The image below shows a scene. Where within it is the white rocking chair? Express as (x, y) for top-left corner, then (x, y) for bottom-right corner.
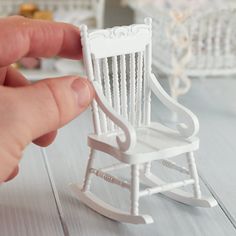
(70, 18), (217, 224)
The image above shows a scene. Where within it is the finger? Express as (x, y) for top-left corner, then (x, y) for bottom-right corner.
(0, 76), (93, 183)
(5, 66), (58, 145)
(33, 130), (57, 147)
(0, 16), (82, 67)
(4, 166), (19, 182)
(4, 76), (94, 143)
(0, 67), (8, 84)
(4, 66), (29, 86)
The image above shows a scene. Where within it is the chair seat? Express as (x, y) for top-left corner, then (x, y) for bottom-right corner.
(88, 122), (199, 164)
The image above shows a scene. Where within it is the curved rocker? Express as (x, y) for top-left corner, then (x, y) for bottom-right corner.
(70, 183), (154, 224)
(140, 173), (218, 208)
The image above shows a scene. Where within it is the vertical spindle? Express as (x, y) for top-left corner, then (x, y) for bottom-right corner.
(144, 17), (152, 126)
(136, 51), (143, 126)
(82, 149), (96, 192)
(93, 56), (107, 133)
(80, 25), (101, 134)
(103, 57), (114, 131)
(112, 56), (121, 115)
(130, 53), (136, 126)
(130, 164), (139, 215)
(120, 54), (128, 120)
(186, 152), (201, 199)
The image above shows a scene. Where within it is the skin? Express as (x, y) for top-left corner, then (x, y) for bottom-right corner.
(0, 16), (94, 183)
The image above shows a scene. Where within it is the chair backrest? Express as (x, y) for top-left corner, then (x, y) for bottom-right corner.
(81, 18), (152, 135)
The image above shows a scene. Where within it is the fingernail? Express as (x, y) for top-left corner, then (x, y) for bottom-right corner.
(71, 78), (92, 109)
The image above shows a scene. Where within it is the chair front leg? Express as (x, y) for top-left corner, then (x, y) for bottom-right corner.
(186, 152), (202, 199)
(130, 164), (140, 215)
(82, 149), (96, 192)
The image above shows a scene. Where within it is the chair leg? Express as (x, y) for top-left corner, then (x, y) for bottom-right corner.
(130, 164), (140, 215)
(70, 152), (154, 224)
(82, 149), (96, 192)
(143, 162), (151, 175)
(186, 152), (201, 199)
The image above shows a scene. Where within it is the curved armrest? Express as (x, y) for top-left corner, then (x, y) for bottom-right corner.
(92, 81), (136, 152)
(149, 73), (199, 139)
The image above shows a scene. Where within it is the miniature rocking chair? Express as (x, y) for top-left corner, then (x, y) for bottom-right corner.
(70, 18), (217, 224)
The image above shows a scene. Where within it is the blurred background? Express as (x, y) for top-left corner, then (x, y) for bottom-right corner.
(1, 0), (236, 100)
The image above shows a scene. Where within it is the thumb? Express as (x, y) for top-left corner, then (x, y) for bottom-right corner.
(0, 75), (93, 182)
(12, 75), (94, 142)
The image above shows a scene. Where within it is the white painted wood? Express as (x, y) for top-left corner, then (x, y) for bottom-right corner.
(144, 18), (152, 125)
(112, 56), (120, 115)
(81, 25), (101, 135)
(88, 23), (151, 59)
(76, 20), (217, 224)
(139, 179), (195, 197)
(140, 172), (217, 208)
(90, 168), (130, 189)
(0, 145), (64, 236)
(161, 159), (189, 175)
(93, 81), (137, 152)
(136, 51), (143, 126)
(120, 54), (128, 120)
(88, 121), (199, 164)
(129, 53), (136, 126)
(99, 163), (129, 172)
(144, 161), (151, 175)
(82, 149), (96, 192)
(149, 73), (199, 139)
(102, 57), (114, 131)
(70, 184), (153, 224)
(186, 152), (202, 198)
(130, 164), (139, 215)
(93, 57), (108, 133)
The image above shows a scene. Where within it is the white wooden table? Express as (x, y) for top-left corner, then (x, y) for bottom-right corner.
(1, 78), (236, 236)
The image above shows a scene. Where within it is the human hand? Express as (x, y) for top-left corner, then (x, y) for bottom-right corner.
(0, 16), (94, 183)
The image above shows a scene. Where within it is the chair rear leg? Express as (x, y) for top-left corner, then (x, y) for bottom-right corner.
(82, 149), (96, 192)
(130, 164), (140, 215)
(186, 152), (201, 199)
(143, 162), (151, 175)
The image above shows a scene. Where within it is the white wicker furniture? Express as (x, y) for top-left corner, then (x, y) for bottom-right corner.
(131, 4), (236, 99)
(0, 0), (105, 28)
(70, 18), (217, 224)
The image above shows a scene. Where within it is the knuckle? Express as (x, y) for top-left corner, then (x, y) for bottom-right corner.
(36, 81), (62, 126)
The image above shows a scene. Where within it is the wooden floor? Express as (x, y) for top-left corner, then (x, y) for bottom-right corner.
(1, 78), (236, 236)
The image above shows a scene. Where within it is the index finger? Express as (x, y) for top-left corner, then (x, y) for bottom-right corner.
(0, 16), (82, 67)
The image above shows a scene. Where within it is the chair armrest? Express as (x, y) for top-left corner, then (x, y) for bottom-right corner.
(93, 81), (136, 152)
(149, 73), (199, 139)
